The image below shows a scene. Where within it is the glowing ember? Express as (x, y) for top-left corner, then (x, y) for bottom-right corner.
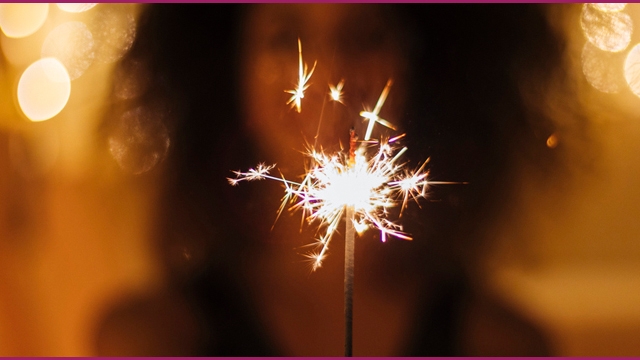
(329, 79), (345, 103)
(285, 38), (317, 113)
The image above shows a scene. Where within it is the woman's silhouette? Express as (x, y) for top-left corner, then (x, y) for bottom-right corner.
(94, 4), (558, 356)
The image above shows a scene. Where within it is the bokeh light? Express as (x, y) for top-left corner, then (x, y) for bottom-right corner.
(0, 3), (48, 38)
(17, 57), (71, 122)
(581, 41), (626, 93)
(108, 105), (170, 175)
(41, 21), (95, 81)
(623, 43), (640, 98)
(581, 3), (633, 52)
(546, 134), (559, 149)
(113, 58), (150, 100)
(90, 5), (137, 64)
(592, 3), (627, 13)
(56, 3), (97, 14)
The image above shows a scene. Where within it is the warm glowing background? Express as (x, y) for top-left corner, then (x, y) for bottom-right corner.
(1, 3), (640, 356)
(0, 3), (160, 355)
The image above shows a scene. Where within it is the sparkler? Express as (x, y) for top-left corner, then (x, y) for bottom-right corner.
(229, 39), (464, 356)
(228, 127), (461, 357)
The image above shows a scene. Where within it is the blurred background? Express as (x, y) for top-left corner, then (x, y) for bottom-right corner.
(0, 3), (640, 356)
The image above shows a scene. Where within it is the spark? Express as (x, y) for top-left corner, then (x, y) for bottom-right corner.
(228, 135), (446, 271)
(329, 79), (345, 103)
(286, 38), (317, 113)
(360, 79), (396, 141)
(227, 163), (278, 186)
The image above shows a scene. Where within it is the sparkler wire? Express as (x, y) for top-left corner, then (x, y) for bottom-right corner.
(344, 206), (355, 357)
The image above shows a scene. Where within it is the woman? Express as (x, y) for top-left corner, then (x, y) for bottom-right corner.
(94, 4), (558, 356)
